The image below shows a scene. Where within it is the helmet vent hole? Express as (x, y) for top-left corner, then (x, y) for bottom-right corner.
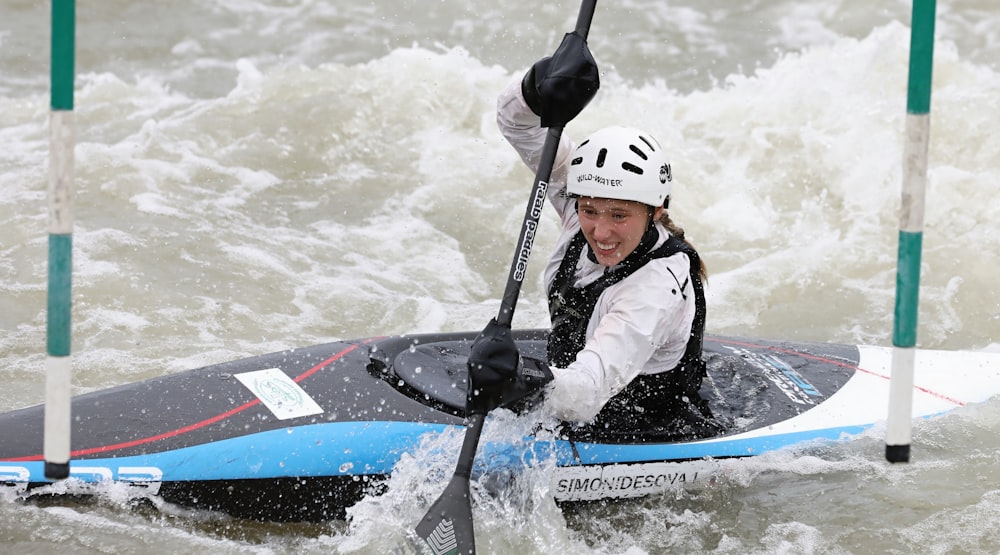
(596, 148), (607, 168)
(639, 136), (656, 151)
(629, 144), (648, 160)
(621, 162), (644, 175)
(570, 156), (583, 166)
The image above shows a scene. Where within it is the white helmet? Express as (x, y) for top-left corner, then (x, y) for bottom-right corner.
(567, 126), (672, 208)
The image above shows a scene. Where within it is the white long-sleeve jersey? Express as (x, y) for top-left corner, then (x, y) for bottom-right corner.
(496, 78), (698, 423)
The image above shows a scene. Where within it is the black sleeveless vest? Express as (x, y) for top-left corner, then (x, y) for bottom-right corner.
(547, 228), (717, 441)
(547, 228), (706, 374)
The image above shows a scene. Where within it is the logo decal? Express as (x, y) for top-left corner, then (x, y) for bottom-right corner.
(423, 518), (458, 555)
(721, 346), (821, 405)
(552, 460), (715, 501)
(659, 163), (672, 184)
(0, 465), (29, 494)
(0, 465), (164, 495)
(576, 173), (623, 187)
(235, 368), (324, 420)
(514, 181), (548, 282)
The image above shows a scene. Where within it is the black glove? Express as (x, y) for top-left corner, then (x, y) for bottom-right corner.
(500, 356), (553, 414)
(521, 31), (600, 128)
(466, 319), (554, 415)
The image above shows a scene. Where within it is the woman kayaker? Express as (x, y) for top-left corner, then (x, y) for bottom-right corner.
(494, 40), (720, 441)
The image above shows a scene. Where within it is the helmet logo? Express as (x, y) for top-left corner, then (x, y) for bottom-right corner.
(659, 163), (672, 184)
(576, 173), (623, 188)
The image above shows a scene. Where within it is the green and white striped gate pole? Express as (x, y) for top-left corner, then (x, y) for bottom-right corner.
(45, 0), (76, 480)
(886, 0), (936, 464)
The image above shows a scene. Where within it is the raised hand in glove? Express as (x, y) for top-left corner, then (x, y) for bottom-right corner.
(521, 31), (600, 128)
(466, 318), (553, 415)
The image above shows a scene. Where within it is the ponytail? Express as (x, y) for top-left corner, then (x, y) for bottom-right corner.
(658, 211), (708, 281)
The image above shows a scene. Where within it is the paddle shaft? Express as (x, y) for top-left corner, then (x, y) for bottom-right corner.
(497, 0), (596, 328)
(453, 413), (485, 480)
(415, 2), (598, 553)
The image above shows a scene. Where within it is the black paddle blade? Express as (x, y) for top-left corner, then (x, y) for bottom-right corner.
(415, 409), (484, 553)
(415, 474), (476, 555)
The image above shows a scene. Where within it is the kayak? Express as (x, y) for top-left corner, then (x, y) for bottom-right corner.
(2, 329), (999, 522)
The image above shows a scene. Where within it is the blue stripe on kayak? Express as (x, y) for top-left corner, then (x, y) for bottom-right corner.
(563, 424), (872, 465)
(471, 424), (873, 473)
(6, 421), (450, 483)
(5, 421), (874, 485)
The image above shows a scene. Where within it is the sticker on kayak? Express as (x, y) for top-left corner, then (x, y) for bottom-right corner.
(551, 460), (717, 502)
(235, 368), (324, 420)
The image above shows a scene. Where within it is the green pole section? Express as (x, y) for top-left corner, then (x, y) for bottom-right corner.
(892, 232), (922, 348)
(886, 0), (936, 464)
(47, 235), (73, 357)
(45, 0), (76, 480)
(51, 0), (75, 111)
(905, 0), (935, 115)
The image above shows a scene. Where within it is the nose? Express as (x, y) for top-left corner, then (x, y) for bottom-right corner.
(589, 216), (613, 241)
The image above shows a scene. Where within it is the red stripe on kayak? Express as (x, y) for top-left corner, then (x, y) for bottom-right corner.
(8, 341), (377, 462)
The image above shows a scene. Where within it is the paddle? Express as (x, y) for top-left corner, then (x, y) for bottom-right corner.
(414, 2), (598, 553)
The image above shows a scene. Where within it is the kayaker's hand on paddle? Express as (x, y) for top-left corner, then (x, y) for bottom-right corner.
(502, 355), (554, 414)
(467, 319), (521, 414)
(466, 319), (552, 414)
(521, 31), (600, 128)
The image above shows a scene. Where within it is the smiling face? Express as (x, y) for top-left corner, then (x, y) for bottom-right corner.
(577, 197), (662, 266)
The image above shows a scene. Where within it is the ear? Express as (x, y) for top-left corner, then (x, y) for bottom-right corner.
(652, 205), (665, 221)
